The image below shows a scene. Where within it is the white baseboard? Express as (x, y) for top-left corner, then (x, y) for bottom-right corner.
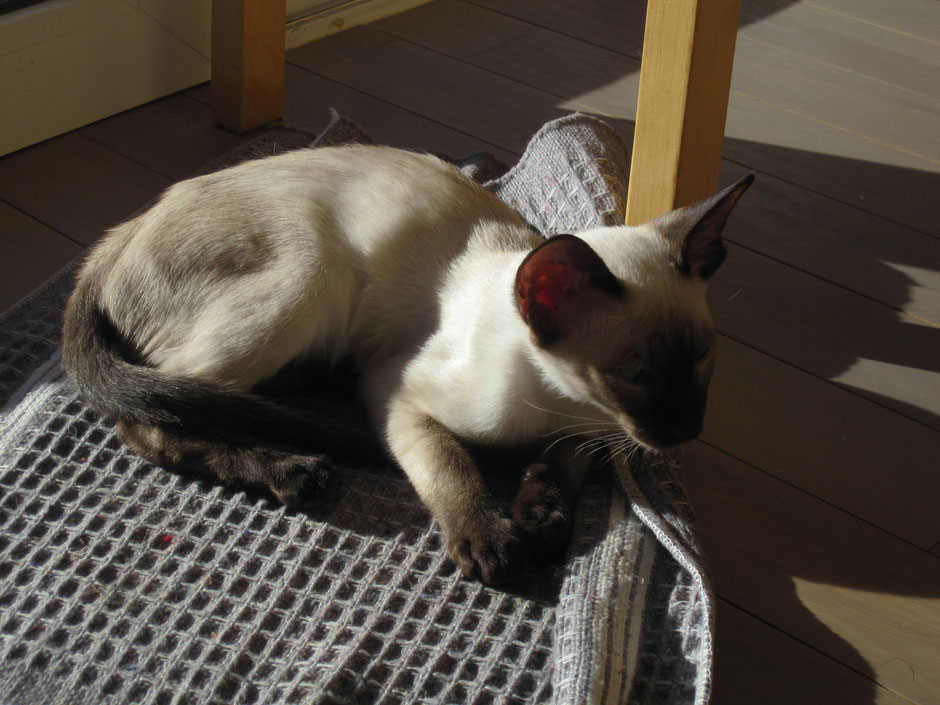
(0, 0), (211, 156)
(0, 0), (425, 156)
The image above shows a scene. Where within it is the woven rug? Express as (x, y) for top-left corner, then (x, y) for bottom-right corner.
(0, 113), (713, 705)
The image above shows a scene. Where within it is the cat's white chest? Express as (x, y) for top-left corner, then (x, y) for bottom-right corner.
(393, 251), (592, 445)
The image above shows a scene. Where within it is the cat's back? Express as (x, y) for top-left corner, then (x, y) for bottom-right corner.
(90, 144), (523, 284)
(82, 144), (533, 380)
(136, 144), (522, 257)
(291, 144), (526, 258)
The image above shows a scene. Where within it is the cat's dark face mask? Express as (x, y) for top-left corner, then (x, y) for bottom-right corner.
(593, 335), (715, 450)
(514, 172), (753, 450)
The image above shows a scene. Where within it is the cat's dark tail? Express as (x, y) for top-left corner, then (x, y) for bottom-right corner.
(61, 273), (374, 458)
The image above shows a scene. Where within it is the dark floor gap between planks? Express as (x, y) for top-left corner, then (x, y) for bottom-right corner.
(716, 598), (892, 695)
(696, 434), (939, 559)
(718, 155), (940, 244)
(714, 598), (919, 705)
(74, 93), (253, 184)
(365, 25), (644, 103)
(0, 199), (88, 251)
(462, 0), (644, 58)
(77, 94), (240, 183)
(723, 236), (937, 324)
(715, 328), (940, 436)
(239, 62), (523, 162)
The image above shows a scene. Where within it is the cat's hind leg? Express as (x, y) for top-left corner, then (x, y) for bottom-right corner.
(117, 421), (339, 507)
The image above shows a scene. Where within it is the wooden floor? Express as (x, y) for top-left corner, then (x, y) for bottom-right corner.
(1, 1), (938, 703)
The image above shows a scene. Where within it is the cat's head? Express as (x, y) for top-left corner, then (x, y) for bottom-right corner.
(515, 173), (753, 450)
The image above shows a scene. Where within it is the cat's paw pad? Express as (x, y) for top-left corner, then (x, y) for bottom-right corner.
(447, 513), (525, 586)
(268, 454), (339, 508)
(512, 462), (572, 560)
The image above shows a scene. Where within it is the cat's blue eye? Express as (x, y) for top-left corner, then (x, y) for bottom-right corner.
(622, 365), (650, 384)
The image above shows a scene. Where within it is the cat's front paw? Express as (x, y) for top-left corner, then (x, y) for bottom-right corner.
(267, 453), (339, 508)
(446, 511), (525, 586)
(512, 462), (572, 561)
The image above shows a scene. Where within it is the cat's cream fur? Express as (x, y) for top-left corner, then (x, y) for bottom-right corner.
(63, 144), (752, 584)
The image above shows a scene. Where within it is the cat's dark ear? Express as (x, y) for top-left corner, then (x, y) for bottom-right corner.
(657, 172), (754, 280)
(515, 234), (623, 346)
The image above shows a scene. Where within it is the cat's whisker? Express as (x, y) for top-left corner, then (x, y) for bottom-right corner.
(573, 438), (601, 458)
(523, 399), (611, 424)
(575, 432), (622, 458)
(544, 431), (588, 454)
(543, 426), (615, 453)
(628, 441), (648, 464)
(587, 441), (618, 459)
(607, 433), (644, 464)
(606, 437), (632, 460)
(616, 433), (636, 453)
(540, 420), (618, 438)
(576, 432), (617, 450)
(593, 433), (622, 448)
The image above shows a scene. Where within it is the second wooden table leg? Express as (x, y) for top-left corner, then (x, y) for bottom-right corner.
(212, 0), (287, 132)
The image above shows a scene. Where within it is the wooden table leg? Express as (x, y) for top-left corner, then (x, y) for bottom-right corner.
(625, 0), (744, 225)
(212, 0), (287, 132)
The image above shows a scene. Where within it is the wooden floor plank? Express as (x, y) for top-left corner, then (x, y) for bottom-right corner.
(0, 202), (83, 314)
(0, 133), (170, 246)
(304, 39), (570, 155)
(718, 160), (940, 325)
(710, 241), (940, 429)
(284, 24), (396, 68)
(79, 93), (254, 182)
(739, 0), (940, 98)
(298, 26), (637, 165)
(720, 99), (939, 238)
(728, 37), (940, 164)
(798, 0), (940, 42)
(376, 0), (534, 58)
(281, 64), (518, 163)
(714, 600), (914, 705)
(374, 0), (642, 119)
(704, 336), (940, 550)
(683, 441), (940, 704)
(189, 61), (522, 164)
(467, 0), (646, 55)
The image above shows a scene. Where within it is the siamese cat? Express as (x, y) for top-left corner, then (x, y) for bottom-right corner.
(62, 144), (752, 585)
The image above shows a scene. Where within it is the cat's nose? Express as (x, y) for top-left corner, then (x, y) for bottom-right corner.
(669, 416), (703, 443)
